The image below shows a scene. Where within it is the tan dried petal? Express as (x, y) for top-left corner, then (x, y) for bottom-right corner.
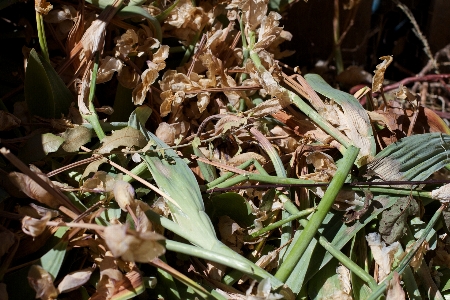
(155, 122), (176, 145)
(372, 55), (393, 93)
(254, 11), (283, 50)
(134, 200), (153, 232)
(28, 265), (58, 300)
(9, 167), (60, 208)
(114, 29), (138, 57)
(432, 183), (450, 202)
(96, 56), (123, 84)
(103, 224), (165, 263)
(80, 19), (106, 59)
(35, 0), (53, 15)
(22, 212), (52, 237)
(197, 92), (210, 114)
(366, 232), (400, 282)
(117, 65), (140, 89)
(113, 180), (135, 211)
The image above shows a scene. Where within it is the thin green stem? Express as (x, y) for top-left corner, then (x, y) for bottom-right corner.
(83, 52), (106, 140)
(208, 173), (315, 190)
(275, 146), (359, 282)
(366, 204), (446, 300)
(36, 12), (50, 62)
(249, 208), (315, 238)
(204, 159), (257, 190)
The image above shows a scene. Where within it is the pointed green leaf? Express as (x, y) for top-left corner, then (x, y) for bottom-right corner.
(367, 133), (450, 181)
(25, 49), (72, 119)
(18, 133), (65, 163)
(39, 227), (69, 278)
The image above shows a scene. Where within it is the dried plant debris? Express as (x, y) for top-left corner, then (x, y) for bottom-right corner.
(2, 0), (450, 298)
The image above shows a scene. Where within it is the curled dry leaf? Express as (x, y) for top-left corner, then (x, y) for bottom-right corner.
(300, 152), (337, 182)
(0, 110), (21, 131)
(218, 216), (244, 253)
(372, 55), (393, 93)
(57, 268), (94, 294)
(9, 165), (60, 208)
(113, 180), (135, 211)
(134, 200), (153, 232)
(96, 56), (123, 84)
(366, 232), (400, 282)
(245, 277), (283, 300)
(227, 152), (267, 167)
(103, 224), (165, 263)
(82, 171), (115, 194)
(22, 212), (52, 237)
(28, 265), (58, 300)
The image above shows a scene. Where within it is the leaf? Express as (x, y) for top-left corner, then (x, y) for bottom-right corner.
(367, 133), (450, 181)
(308, 259), (352, 300)
(57, 268), (93, 294)
(379, 197), (419, 244)
(19, 133), (65, 163)
(39, 227), (69, 278)
(128, 105), (153, 140)
(61, 126), (92, 152)
(27, 265), (59, 300)
(305, 74), (376, 165)
(372, 56), (393, 93)
(192, 146), (217, 183)
(25, 49), (72, 119)
(207, 192), (254, 227)
(96, 126), (147, 154)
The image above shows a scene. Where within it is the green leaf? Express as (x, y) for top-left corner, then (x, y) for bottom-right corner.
(18, 133), (65, 163)
(128, 105), (152, 140)
(39, 227), (69, 278)
(25, 49), (72, 119)
(207, 192), (254, 227)
(61, 126), (92, 152)
(110, 83), (136, 122)
(308, 259), (348, 300)
(96, 126), (147, 154)
(192, 146), (217, 183)
(367, 133), (450, 181)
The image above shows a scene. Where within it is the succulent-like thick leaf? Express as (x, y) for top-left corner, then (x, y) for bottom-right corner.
(25, 49), (72, 119)
(18, 133), (65, 163)
(141, 133), (218, 249)
(367, 133), (450, 181)
(305, 74), (376, 165)
(96, 126), (146, 154)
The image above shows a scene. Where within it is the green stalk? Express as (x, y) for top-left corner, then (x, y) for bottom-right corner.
(249, 208), (315, 238)
(343, 186), (433, 205)
(204, 159), (258, 189)
(333, 0), (344, 74)
(36, 12), (50, 62)
(165, 239), (284, 289)
(156, 256), (181, 299)
(82, 52), (106, 140)
(180, 29), (202, 66)
(366, 204), (446, 300)
(275, 146), (359, 282)
(209, 173), (316, 190)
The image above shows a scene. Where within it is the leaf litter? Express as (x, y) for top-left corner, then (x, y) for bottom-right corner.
(1, 0), (450, 299)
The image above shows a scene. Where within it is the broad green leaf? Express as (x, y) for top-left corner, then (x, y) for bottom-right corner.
(61, 126), (92, 152)
(367, 133), (450, 181)
(305, 74), (376, 166)
(207, 192), (254, 227)
(25, 49), (72, 119)
(18, 133), (64, 163)
(308, 258), (350, 300)
(39, 227), (69, 278)
(128, 105), (152, 140)
(350, 231), (372, 300)
(96, 126), (146, 154)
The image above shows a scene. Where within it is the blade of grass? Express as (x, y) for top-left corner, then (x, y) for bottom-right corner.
(35, 11), (49, 62)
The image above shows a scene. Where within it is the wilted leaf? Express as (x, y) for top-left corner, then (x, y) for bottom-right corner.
(372, 55), (393, 93)
(366, 232), (400, 282)
(113, 179), (135, 211)
(9, 166), (60, 208)
(244, 98), (283, 118)
(22, 212), (52, 237)
(379, 197), (418, 244)
(103, 224), (165, 262)
(57, 268), (93, 294)
(27, 265), (58, 300)
(386, 272), (406, 300)
(96, 126), (147, 154)
(61, 126), (92, 152)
